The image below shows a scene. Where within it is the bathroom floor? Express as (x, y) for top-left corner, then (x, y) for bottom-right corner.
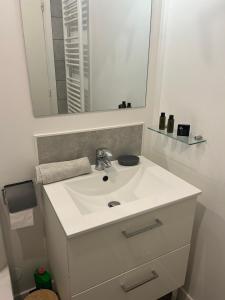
(20, 291), (173, 300)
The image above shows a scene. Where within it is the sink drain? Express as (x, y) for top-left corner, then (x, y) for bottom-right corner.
(108, 201), (121, 208)
(103, 176), (109, 182)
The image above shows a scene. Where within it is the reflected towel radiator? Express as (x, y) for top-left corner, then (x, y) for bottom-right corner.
(62, 0), (90, 113)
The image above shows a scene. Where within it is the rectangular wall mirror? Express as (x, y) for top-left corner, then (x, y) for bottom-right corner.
(20, 0), (152, 117)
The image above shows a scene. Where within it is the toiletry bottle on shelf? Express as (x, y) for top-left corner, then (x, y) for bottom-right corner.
(121, 101), (127, 108)
(159, 112), (166, 130)
(167, 115), (175, 133)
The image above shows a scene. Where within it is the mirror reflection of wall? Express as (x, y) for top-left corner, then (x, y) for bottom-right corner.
(20, 0), (152, 117)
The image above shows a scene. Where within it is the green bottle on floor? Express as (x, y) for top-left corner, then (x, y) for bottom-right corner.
(34, 266), (52, 290)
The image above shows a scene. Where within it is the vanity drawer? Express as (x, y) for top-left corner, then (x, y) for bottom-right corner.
(68, 199), (196, 295)
(71, 245), (190, 300)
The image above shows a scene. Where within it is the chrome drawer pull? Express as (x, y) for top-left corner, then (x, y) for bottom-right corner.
(121, 270), (159, 292)
(122, 219), (163, 238)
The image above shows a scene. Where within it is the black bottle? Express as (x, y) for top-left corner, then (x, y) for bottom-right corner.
(167, 115), (175, 133)
(121, 101), (127, 108)
(159, 112), (166, 130)
(127, 102), (132, 108)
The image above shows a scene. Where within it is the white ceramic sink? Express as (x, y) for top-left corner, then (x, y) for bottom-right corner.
(64, 165), (142, 215)
(44, 156), (201, 237)
(65, 166), (140, 196)
(64, 159), (186, 215)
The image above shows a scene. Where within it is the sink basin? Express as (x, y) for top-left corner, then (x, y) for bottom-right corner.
(43, 156), (201, 237)
(64, 165), (143, 215)
(63, 157), (196, 215)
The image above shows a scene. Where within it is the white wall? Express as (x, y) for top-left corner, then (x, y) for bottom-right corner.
(146, 1), (225, 300)
(20, 0), (53, 116)
(89, 0), (151, 110)
(0, 0), (163, 295)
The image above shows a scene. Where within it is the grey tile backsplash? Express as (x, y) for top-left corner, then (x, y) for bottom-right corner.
(36, 124), (143, 165)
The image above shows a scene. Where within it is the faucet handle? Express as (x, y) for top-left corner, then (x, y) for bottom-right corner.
(96, 148), (112, 159)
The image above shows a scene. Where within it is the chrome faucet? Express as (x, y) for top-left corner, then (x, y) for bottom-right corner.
(95, 148), (113, 171)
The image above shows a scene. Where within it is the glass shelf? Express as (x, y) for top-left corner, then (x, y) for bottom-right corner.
(148, 127), (207, 145)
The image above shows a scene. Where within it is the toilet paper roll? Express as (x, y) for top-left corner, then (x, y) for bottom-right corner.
(9, 209), (34, 230)
(3, 180), (37, 213)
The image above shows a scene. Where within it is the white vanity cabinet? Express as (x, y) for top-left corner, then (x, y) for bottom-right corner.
(44, 192), (197, 300)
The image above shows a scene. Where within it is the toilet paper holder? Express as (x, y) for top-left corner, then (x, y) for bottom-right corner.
(2, 180), (37, 213)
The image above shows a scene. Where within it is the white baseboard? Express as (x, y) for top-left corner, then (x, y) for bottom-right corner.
(178, 288), (194, 300)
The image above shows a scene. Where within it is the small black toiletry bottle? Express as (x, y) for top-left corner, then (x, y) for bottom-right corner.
(127, 102), (132, 108)
(167, 115), (174, 133)
(159, 112), (166, 130)
(121, 101), (127, 108)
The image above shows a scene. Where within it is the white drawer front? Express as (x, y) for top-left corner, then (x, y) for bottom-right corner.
(69, 199), (196, 295)
(72, 245), (190, 300)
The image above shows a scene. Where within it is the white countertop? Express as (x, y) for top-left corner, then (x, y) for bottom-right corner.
(44, 156), (201, 238)
(0, 267), (13, 300)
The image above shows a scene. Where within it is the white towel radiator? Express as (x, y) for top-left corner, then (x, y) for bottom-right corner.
(62, 0), (90, 113)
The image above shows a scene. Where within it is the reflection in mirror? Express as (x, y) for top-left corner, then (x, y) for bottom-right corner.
(20, 0), (152, 116)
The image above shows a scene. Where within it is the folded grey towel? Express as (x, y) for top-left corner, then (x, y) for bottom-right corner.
(35, 157), (92, 185)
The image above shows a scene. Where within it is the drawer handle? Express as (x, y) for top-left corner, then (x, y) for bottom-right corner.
(121, 270), (159, 293)
(122, 219), (163, 238)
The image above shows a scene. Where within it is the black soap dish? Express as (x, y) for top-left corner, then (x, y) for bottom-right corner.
(118, 155), (139, 166)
